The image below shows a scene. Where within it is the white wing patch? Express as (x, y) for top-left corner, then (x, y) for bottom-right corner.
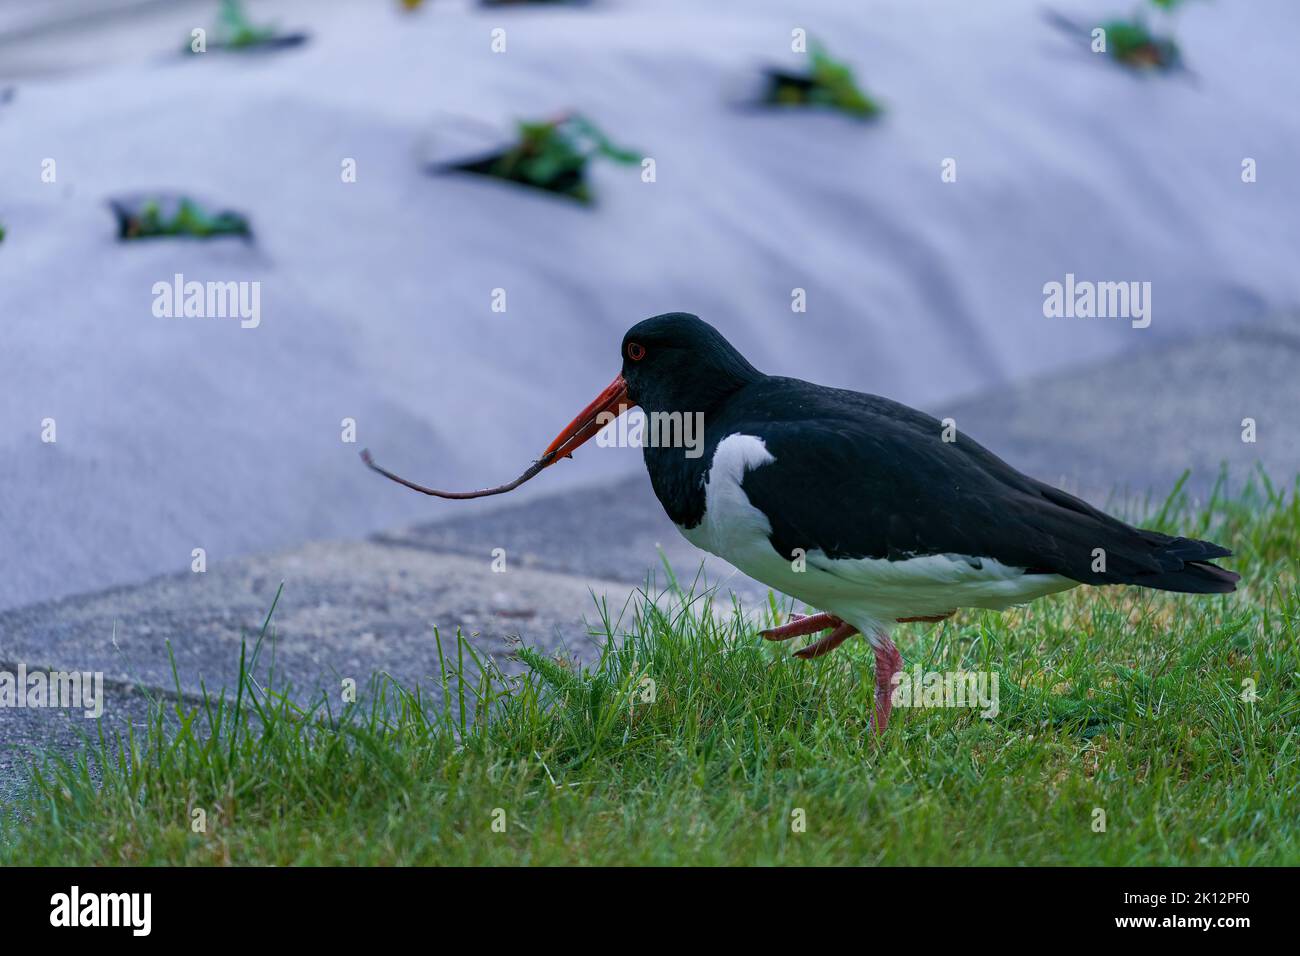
(678, 433), (776, 559)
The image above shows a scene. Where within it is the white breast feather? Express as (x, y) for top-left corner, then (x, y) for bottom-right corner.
(678, 434), (775, 558)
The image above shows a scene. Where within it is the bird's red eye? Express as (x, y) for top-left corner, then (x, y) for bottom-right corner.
(627, 342), (646, 361)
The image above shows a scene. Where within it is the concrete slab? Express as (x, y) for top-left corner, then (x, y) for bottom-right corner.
(0, 538), (648, 794)
(0, 540), (634, 701)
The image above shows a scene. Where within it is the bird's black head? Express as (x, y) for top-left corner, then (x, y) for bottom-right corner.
(538, 312), (762, 466)
(619, 312), (762, 415)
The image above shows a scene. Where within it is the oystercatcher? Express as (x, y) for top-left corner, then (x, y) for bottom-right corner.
(364, 313), (1239, 731)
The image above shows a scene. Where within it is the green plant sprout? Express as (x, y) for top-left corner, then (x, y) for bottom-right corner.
(1102, 0), (1204, 70)
(469, 113), (641, 202)
(115, 197), (251, 240)
(215, 0), (277, 49)
(187, 0), (300, 53)
(1046, 2), (1193, 72)
(766, 43), (881, 119)
(1102, 16), (1180, 69)
(0, 222), (6, 243)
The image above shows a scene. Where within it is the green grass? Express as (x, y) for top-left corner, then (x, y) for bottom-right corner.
(2, 475), (1298, 865)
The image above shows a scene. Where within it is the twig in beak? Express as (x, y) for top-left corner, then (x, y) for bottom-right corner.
(360, 449), (554, 499)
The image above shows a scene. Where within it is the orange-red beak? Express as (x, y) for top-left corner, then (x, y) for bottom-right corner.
(541, 374), (635, 466)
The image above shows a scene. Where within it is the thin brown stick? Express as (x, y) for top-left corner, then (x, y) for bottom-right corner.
(360, 448), (554, 500)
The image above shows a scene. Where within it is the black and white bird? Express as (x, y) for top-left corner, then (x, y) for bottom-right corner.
(365, 313), (1240, 731)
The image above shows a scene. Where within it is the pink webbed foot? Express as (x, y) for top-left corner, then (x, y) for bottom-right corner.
(792, 621), (859, 660)
(871, 637), (904, 733)
(760, 611), (843, 642)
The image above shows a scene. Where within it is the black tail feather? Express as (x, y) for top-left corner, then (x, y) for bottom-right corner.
(1129, 557), (1240, 594)
(1138, 530), (1233, 563)
(1120, 530), (1239, 593)
(1022, 484), (1241, 593)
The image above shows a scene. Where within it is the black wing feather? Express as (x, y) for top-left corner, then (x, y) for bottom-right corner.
(724, 378), (1237, 594)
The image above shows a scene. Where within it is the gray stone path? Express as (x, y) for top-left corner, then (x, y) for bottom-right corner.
(0, 540), (631, 697)
(0, 541), (648, 797)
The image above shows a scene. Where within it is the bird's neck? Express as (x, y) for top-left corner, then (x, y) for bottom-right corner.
(644, 436), (711, 530)
(639, 380), (755, 529)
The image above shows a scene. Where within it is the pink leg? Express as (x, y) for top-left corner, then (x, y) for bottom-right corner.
(760, 611), (843, 642)
(872, 636), (904, 733)
(793, 621), (859, 659)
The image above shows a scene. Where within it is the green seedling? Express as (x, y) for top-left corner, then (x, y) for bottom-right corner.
(187, 0), (307, 53)
(455, 113), (641, 202)
(112, 196), (251, 240)
(764, 42), (882, 118)
(217, 0), (276, 47)
(1102, 17), (1181, 69)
